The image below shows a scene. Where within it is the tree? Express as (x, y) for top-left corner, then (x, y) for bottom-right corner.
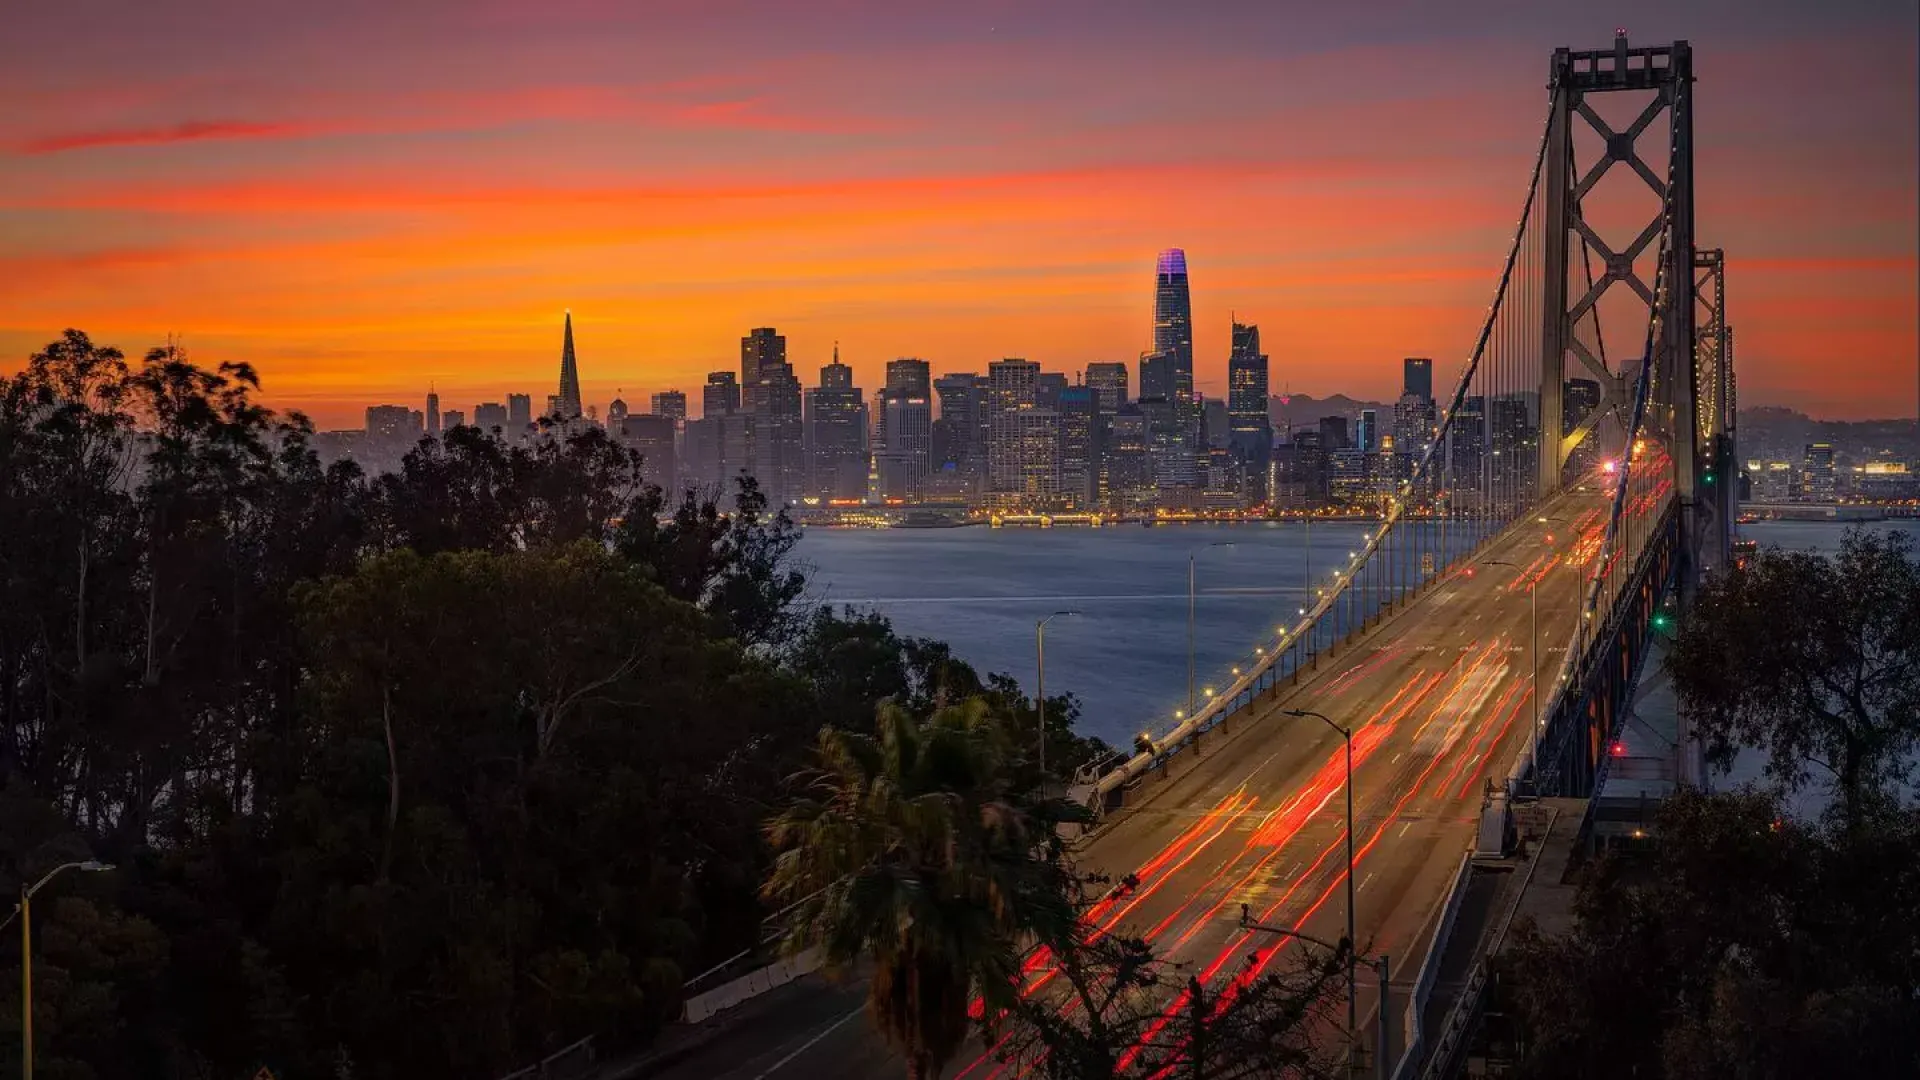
(1667, 528), (1920, 833)
(984, 874), (1348, 1079)
(0, 329), (1121, 1077)
(1494, 789), (1920, 1079)
(616, 475), (807, 649)
(763, 700), (1080, 1080)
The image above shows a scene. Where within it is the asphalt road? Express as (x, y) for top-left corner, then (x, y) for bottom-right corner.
(649, 485), (1613, 1080)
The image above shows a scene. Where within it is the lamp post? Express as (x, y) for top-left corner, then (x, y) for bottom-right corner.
(1189, 542), (1236, 721)
(1485, 541), (1552, 785)
(1036, 610), (1081, 776)
(6, 860), (114, 1080)
(1283, 708), (1355, 1061)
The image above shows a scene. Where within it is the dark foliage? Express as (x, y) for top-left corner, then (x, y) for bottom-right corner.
(0, 330), (1097, 1078)
(1497, 534), (1920, 1079)
(1496, 790), (1920, 1079)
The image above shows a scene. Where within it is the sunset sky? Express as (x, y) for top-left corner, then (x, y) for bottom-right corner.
(2, 0), (1914, 427)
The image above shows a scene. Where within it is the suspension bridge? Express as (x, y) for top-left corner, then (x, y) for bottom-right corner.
(647, 34), (1734, 1080)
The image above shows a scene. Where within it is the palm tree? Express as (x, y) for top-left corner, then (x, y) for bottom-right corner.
(765, 697), (1077, 1079)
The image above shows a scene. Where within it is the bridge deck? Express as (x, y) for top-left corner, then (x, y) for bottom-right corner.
(640, 486), (1612, 1080)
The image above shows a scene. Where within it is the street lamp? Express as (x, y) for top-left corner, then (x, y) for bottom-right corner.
(1189, 542), (1236, 721)
(1483, 559), (1539, 782)
(6, 860), (114, 1080)
(1283, 708), (1356, 1058)
(1035, 610), (1081, 776)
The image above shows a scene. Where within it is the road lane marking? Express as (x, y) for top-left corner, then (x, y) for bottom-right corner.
(753, 1004), (865, 1078)
(1359, 872), (1377, 892)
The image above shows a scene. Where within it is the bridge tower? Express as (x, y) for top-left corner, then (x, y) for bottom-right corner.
(1539, 34), (1724, 578)
(1693, 248), (1735, 576)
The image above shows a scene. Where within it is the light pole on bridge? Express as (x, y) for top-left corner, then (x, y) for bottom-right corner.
(1485, 514), (1562, 787)
(1282, 707), (1356, 1063)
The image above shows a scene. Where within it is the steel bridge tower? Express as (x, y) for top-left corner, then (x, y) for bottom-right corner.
(1537, 34), (1729, 580)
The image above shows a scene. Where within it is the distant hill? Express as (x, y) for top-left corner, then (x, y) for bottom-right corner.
(1738, 406), (1918, 462)
(1268, 393), (1392, 431)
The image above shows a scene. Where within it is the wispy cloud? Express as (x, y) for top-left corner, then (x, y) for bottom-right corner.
(10, 81), (888, 157)
(16, 119), (316, 154)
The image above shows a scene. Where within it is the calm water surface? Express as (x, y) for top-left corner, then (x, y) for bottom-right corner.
(795, 517), (1920, 752)
(796, 520), (1369, 747)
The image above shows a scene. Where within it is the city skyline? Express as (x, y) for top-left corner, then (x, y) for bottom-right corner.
(2, 2), (1914, 425)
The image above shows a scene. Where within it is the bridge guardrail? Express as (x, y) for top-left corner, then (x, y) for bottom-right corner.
(1531, 499), (1679, 806)
(1417, 805), (1559, 1080)
(1389, 850), (1475, 1080)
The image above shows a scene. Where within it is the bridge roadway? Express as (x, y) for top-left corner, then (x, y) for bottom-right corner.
(651, 485), (1611, 1080)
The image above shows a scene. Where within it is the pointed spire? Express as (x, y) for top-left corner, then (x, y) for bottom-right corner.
(557, 310), (583, 419)
(833, 340), (840, 366)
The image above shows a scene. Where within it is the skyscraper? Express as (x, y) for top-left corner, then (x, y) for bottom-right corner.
(876, 357), (931, 452)
(607, 395), (629, 427)
(1153, 249), (1194, 410)
(1036, 372), (1069, 412)
(879, 387), (932, 502)
(807, 352), (868, 502)
(621, 414), (677, 491)
(1105, 405), (1154, 510)
(1393, 393), (1438, 473)
(1356, 409), (1379, 452)
(652, 390), (687, 421)
(740, 327), (803, 504)
(1057, 385), (1101, 509)
(1086, 362), (1129, 412)
(1318, 415), (1350, 452)
(934, 373), (988, 500)
(366, 404), (415, 446)
(1227, 321), (1271, 502)
(557, 310), (583, 419)
(987, 359), (1044, 505)
(474, 402), (508, 432)
(1802, 442), (1836, 500)
(441, 409), (464, 430)
(507, 393), (532, 432)
(426, 388), (441, 437)
(1403, 357), (1434, 401)
(1138, 350), (1174, 403)
(884, 358), (931, 397)
(704, 371), (740, 417)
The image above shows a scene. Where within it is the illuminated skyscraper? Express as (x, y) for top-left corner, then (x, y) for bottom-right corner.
(1403, 357), (1434, 401)
(651, 390), (687, 421)
(934, 373), (988, 475)
(1086, 362), (1129, 412)
(1138, 350), (1174, 403)
(1152, 249), (1194, 409)
(556, 311), (583, 419)
(704, 372), (740, 417)
(1057, 385), (1101, 509)
(1227, 321), (1271, 501)
(806, 350), (868, 501)
(740, 327), (803, 504)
